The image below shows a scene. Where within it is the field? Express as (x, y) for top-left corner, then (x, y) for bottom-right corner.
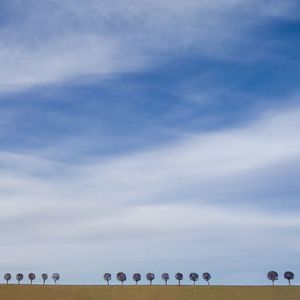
(0, 285), (299, 300)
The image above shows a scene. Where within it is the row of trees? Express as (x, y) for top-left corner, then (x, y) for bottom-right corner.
(105, 271), (295, 286)
(267, 271), (295, 286)
(3, 271), (295, 285)
(104, 272), (212, 285)
(4, 273), (60, 285)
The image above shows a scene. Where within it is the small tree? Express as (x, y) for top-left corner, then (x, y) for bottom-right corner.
(202, 272), (211, 285)
(175, 273), (183, 286)
(16, 273), (23, 284)
(189, 273), (199, 285)
(161, 273), (169, 286)
(103, 273), (112, 286)
(133, 273), (141, 285)
(4, 273), (11, 284)
(146, 273), (155, 285)
(117, 272), (126, 285)
(52, 273), (60, 285)
(42, 273), (48, 285)
(284, 271), (294, 286)
(28, 273), (36, 284)
(267, 271), (278, 285)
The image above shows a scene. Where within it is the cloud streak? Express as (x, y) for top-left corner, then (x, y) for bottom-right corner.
(0, 0), (298, 93)
(0, 104), (299, 283)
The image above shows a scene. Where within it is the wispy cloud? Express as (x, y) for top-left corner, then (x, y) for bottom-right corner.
(1, 104), (299, 283)
(0, 0), (298, 93)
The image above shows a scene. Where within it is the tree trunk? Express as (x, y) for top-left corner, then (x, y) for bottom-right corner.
(178, 280), (180, 286)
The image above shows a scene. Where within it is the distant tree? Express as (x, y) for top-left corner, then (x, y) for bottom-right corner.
(52, 273), (60, 285)
(16, 273), (23, 284)
(117, 272), (126, 285)
(189, 273), (199, 285)
(28, 273), (36, 284)
(42, 273), (48, 285)
(175, 273), (183, 286)
(161, 273), (170, 286)
(284, 271), (294, 286)
(202, 272), (211, 285)
(4, 273), (11, 284)
(133, 273), (141, 285)
(103, 273), (112, 286)
(267, 271), (278, 285)
(146, 273), (155, 286)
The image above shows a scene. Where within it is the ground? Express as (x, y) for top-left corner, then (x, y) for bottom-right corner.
(0, 285), (299, 300)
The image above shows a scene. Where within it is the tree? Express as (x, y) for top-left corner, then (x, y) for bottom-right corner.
(202, 272), (211, 285)
(189, 273), (199, 285)
(267, 271), (278, 285)
(103, 273), (112, 286)
(16, 273), (23, 284)
(175, 273), (183, 286)
(28, 273), (36, 284)
(146, 273), (155, 286)
(4, 273), (11, 284)
(42, 273), (48, 285)
(133, 273), (141, 285)
(52, 273), (60, 285)
(117, 272), (126, 285)
(161, 273), (169, 285)
(284, 271), (294, 286)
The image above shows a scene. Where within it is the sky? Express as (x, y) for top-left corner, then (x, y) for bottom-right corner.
(0, 0), (300, 286)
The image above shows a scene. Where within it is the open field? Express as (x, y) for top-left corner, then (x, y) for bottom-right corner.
(0, 285), (299, 300)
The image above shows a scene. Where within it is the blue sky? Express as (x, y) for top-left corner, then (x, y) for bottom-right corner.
(0, 0), (300, 285)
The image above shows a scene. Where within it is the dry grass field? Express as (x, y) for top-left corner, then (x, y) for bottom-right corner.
(0, 285), (299, 300)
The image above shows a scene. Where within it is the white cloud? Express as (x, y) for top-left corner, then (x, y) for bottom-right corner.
(0, 0), (297, 93)
(0, 34), (144, 92)
(0, 105), (299, 283)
